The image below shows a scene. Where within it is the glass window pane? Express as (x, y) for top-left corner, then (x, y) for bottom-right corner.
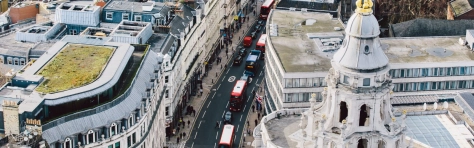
(300, 78), (307, 87)
(321, 78), (327, 86)
(286, 79), (293, 87)
(307, 78), (313, 87)
(293, 78), (300, 87)
(298, 93), (304, 102)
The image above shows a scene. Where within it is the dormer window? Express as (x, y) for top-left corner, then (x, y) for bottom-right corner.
(363, 78), (370, 86)
(122, 13), (129, 21)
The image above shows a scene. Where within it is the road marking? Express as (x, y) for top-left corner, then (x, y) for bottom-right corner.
(247, 96), (251, 102)
(226, 101), (229, 108)
(259, 71), (263, 76)
(251, 87), (255, 93)
(221, 77), (225, 82)
(228, 76), (236, 82)
(222, 111), (225, 118)
(214, 143), (216, 148)
(212, 93), (216, 98)
(191, 142), (194, 148)
(207, 101), (212, 108)
(237, 125), (240, 132)
(226, 69), (230, 74)
(194, 132), (198, 139)
(249, 78), (253, 83)
(240, 115), (243, 121)
(256, 78), (259, 83)
(198, 121), (202, 128)
(217, 84), (221, 90)
(202, 111), (206, 118)
(216, 131), (219, 139)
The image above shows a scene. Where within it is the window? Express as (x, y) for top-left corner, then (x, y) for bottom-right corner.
(69, 29), (77, 35)
(132, 133), (137, 144)
(364, 45), (370, 54)
(421, 68), (428, 76)
(461, 67), (466, 75)
(110, 123), (117, 136)
(135, 15), (142, 21)
(115, 142), (121, 148)
(87, 130), (95, 144)
(129, 115), (134, 128)
(363, 78), (370, 86)
(106, 12), (113, 20)
(286, 79), (293, 87)
(343, 75), (349, 84)
(165, 89), (169, 98)
(123, 13), (129, 20)
(293, 78), (300, 87)
(127, 136), (132, 147)
(165, 76), (169, 83)
(108, 145), (113, 148)
(165, 106), (169, 116)
(64, 138), (72, 148)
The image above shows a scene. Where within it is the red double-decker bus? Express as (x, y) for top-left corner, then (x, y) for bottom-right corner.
(260, 0), (275, 20)
(256, 34), (267, 53)
(218, 125), (235, 148)
(230, 80), (247, 112)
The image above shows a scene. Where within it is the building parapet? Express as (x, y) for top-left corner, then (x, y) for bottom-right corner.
(15, 22), (63, 42)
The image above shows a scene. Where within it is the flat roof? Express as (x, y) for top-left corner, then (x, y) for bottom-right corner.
(0, 87), (43, 114)
(104, 1), (163, 13)
(268, 10), (344, 72)
(0, 33), (55, 57)
(381, 37), (474, 63)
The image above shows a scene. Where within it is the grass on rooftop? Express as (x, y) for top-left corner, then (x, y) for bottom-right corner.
(36, 44), (114, 94)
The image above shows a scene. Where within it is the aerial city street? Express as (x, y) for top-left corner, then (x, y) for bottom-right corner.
(2, 0), (474, 148)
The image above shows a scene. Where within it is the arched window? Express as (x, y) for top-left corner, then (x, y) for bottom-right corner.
(64, 138), (72, 148)
(358, 139), (368, 148)
(359, 104), (370, 126)
(110, 123), (117, 136)
(377, 140), (386, 148)
(87, 130), (95, 144)
(339, 101), (348, 123)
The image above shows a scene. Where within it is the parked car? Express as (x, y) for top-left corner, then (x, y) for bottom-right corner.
(250, 31), (257, 39)
(224, 111), (232, 124)
(233, 55), (243, 66)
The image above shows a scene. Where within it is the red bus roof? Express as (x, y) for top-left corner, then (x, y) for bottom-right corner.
(262, 0), (274, 7)
(219, 125), (235, 145)
(231, 80), (247, 96)
(257, 34), (267, 46)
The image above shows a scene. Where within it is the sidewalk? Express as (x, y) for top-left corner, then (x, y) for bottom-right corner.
(167, 1), (262, 146)
(240, 81), (265, 148)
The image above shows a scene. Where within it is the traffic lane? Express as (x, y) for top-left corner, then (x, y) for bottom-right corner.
(186, 60), (247, 147)
(187, 20), (265, 148)
(234, 62), (265, 148)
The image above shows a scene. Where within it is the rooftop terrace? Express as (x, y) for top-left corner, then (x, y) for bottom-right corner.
(111, 21), (151, 37)
(268, 10), (344, 72)
(35, 44), (115, 94)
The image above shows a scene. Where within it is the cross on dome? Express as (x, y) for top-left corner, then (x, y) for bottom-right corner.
(356, 0), (373, 13)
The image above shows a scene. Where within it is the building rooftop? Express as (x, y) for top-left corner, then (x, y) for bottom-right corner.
(104, 1), (164, 13)
(58, 2), (101, 12)
(111, 21), (151, 37)
(267, 10), (344, 72)
(35, 44), (115, 93)
(0, 33), (55, 57)
(401, 115), (472, 148)
(264, 115), (301, 148)
(21, 35), (132, 105)
(381, 37), (474, 63)
(0, 88), (43, 114)
(390, 19), (474, 37)
(450, 0), (473, 16)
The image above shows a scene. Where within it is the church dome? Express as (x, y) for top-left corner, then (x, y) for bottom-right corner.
(345, 12), (380, 38)
(332, 0), (389, 70)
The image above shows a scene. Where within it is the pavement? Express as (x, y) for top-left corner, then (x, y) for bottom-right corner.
(167, 1), (264, 147)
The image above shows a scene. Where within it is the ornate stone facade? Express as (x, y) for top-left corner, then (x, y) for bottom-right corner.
(298, 0), (408, 147)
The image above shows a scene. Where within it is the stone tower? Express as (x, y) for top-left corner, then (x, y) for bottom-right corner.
(303, 0), (407, 147)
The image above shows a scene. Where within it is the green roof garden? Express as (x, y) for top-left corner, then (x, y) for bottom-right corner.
(35, 44), (115, 93)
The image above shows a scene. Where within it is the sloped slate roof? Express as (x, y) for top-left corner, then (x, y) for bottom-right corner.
(391, 18), (474, 37)
(42, 50), (160, 143)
